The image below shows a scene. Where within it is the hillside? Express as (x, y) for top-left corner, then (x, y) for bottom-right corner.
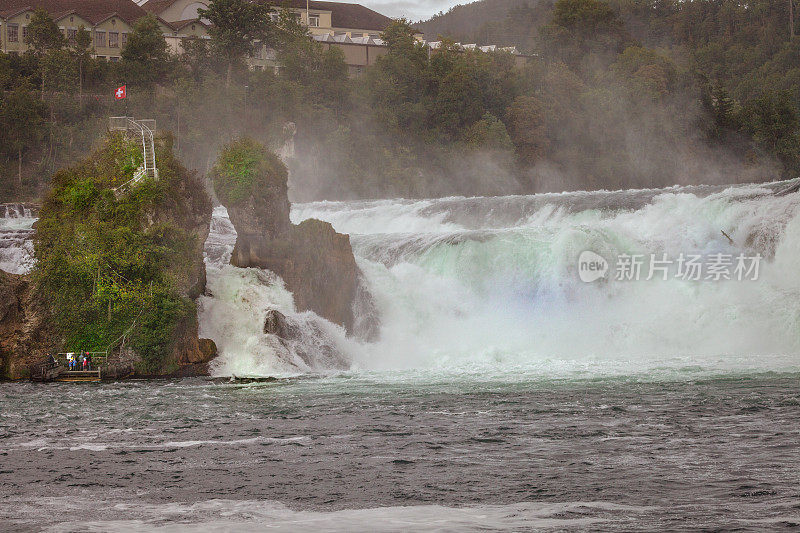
(417, 0), (552, 51)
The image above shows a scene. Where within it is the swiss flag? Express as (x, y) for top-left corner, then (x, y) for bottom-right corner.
(114, 85), (127, 100)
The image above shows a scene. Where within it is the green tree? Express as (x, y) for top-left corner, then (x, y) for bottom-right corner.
(381, 18), (422, 58)
(71, 26), (93, 100)
(121, 14), (170, 87)
(24, 8), (64, 55)
(0, 85), (47, 185)
(179, 37), (212, 81)
(740, 90), (800, 173)
(610, 46), (678, 100)
(433, 61), (484, 137)
(198, 0), (276, 88)
(367, 20), (429, 132)
(463, 112), (513, 150)
(24, 8), (64, 97)
(551, 0), (620, 33)
(505, 95), (549, 165)
(540, 0), (626, 64)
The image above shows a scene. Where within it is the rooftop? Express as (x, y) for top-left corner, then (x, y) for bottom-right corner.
(276, 0), (393, 31)
(142, 0), (395, 32)
(0, 0), (149, 25)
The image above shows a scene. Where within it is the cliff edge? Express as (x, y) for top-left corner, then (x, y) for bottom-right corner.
(211, 138), (361, 332)
(1, 133), (216, 379)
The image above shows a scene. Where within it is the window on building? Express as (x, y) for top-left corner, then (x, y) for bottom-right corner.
(22, 25), (28, 41)
(110, 56), (120, 62)
(95, 30), (105, 47)
(121, 32), (128, 47)
(350, 32), (363, 38)
(7, 24), (18, 43)
(67, 28), (77, 42)
(96, 55), (106, 60)
(269, 13), (279, 22)
(308, 14), (320, 27)
(109, 31), (119, 48)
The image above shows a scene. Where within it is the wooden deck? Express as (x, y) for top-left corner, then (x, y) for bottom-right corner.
(55, 370), (102, 382)
(29, 352), (109, 382)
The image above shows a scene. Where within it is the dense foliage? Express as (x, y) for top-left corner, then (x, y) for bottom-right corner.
(211, 137), (287, 204)
(420, 0), (800, 177)
(1, 0), (797, 201)
(34, 134), (209, 373)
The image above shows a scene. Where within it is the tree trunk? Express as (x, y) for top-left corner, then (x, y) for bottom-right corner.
(791, 0), (796, 39)
(79, 59), (83, 104)
(17, 147), (22, 186)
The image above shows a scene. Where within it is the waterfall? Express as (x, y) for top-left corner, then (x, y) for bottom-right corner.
(198, 207), (361, 377)
(7, 183), (798, 379)
(0, 204), (38, 275)
(198, 180), (800, 378)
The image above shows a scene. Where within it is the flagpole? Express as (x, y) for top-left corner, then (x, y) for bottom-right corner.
(125, 84), (128, 118)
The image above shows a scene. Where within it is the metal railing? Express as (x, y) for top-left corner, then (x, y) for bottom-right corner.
(57, 351), (108, 370)
(109, 117), (159, 194)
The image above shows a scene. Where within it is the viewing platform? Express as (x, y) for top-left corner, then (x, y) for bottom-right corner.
(34, 352), (108, 383)
(56, 370), (102, 382)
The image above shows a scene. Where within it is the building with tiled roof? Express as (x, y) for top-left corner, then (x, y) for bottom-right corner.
(142, 0), (409, 40)
(0, 0), (524, 78)
(139, 0), (418, 74)
(0, 0), (204, 60)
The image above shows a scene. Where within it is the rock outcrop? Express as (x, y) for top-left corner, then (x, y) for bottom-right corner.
(8, 133), (218, 378)
(213, 138), (363, 333)
(262, 309), (349, 370)
(0, 271), (61, 379)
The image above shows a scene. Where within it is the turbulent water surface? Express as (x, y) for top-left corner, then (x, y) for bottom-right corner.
(2, 183), (800, 531)
(2, 376), (800, 531)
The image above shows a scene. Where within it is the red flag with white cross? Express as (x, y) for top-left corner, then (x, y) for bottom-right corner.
(114, 85), (127, 99)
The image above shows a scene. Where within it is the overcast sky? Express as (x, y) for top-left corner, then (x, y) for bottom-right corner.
(361, 0), (466, 22)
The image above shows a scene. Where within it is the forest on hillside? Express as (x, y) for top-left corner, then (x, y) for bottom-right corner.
(417, 0), (800, 191)
(0, 0), (798, 202)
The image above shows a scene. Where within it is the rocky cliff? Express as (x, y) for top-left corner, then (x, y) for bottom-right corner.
(212, 138), (362, 333)
(0, 271), (60, 379)
(0, 133), (217, 379)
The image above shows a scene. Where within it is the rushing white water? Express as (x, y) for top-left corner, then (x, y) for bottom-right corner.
(0, 203), (37, 275)
(198, 207), (362, 377)
(199, 181), (800, 379)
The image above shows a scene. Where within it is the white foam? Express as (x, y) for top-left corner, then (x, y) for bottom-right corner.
(201, 184), (800, 379)
(28, 498), (652, 532)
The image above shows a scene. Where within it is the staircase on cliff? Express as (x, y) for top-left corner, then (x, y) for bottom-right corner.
(109, 117), (159, 195)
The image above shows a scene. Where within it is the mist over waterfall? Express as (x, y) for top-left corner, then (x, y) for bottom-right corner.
(201, 181), (800, 379)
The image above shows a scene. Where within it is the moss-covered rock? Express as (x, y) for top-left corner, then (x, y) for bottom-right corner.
(29, 133), (213, 376)
(212, 137), (366, 333)
(211, 138), (290, 239)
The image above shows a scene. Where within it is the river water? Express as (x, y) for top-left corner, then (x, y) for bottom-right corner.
(1, 183), (799, 531)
